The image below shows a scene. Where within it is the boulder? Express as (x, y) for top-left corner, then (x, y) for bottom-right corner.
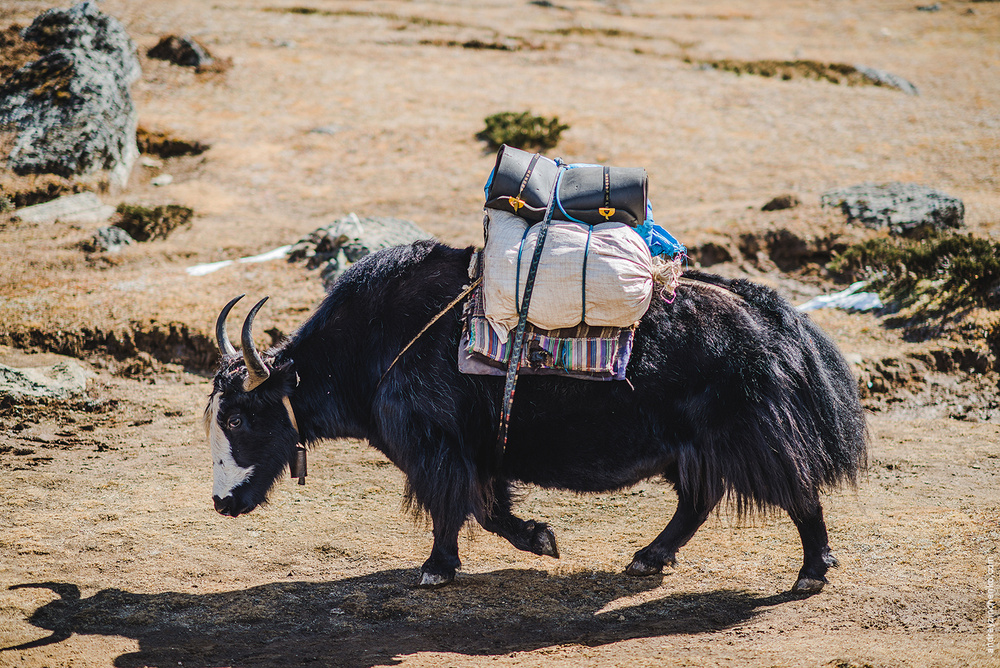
(0, 360), (89, 402)
(287, 214), (434, 288)
(0, 1), (140, 189)
(87, 225), (134, 252)
(13, 191), (114, 224)
(761, 194), (801, 211)
(147, 34), (214, 68)
(821, 182), (964, 236)
(851, 65), (919, 96)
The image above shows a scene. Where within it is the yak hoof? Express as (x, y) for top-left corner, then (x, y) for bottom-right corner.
(417, 570), (454, 588)
(791, 577), (826, 595)
(533, 526), (560, 558)
(625, 557), (663, 577)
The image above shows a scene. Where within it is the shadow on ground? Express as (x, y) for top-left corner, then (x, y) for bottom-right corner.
(4, 569), (798, 667)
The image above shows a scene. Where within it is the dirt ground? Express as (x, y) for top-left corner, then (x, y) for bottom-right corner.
(1, 0), (998, 666)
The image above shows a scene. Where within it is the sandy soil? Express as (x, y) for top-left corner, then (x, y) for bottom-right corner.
(1, 1), (998, 666)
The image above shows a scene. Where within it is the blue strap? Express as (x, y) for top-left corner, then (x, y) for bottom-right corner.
(553, 168), (588, 225)
(513, 225), (532, 316)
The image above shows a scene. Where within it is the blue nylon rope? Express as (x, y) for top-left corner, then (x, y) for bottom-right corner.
(554, 169), (588, 225)
(513, 224), (531, 317)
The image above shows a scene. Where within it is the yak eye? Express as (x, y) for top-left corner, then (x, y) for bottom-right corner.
(227, 415), (243, 430)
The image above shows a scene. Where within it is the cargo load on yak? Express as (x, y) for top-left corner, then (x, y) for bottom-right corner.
(460, 145), (686, 382)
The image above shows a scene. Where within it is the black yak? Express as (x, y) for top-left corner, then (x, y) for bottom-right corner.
(207, 240), (867, 593)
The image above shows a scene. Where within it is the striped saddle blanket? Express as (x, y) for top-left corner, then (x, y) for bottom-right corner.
(458, 254), (634, 381)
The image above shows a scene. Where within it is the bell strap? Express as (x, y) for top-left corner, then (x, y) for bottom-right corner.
(282, 395), (307, 485)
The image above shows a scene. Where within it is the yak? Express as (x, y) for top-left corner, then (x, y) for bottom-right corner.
(207, 240), (867, 594)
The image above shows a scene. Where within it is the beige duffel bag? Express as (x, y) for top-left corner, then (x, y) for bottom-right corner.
(482, 209), (653, 339)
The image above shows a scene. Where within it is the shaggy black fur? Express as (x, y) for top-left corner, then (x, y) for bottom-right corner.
(208, 241), (867, 592)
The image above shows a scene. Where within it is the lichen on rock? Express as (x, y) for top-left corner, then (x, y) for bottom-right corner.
(0, 1), (140, 189)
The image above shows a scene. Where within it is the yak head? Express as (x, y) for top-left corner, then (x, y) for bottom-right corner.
(206, 295), (299, 517)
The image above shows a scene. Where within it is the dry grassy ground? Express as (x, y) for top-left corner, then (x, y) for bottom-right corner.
(1, 1), (998, 666)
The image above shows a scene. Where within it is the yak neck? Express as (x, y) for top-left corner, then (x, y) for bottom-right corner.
(277, 241), (474, 444)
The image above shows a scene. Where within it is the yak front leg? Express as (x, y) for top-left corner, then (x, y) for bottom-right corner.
(418, 509), (464, 588)
(478, 480), (559, 558)
(626, 484), (722, 576)
(408, 443), (476, 588)
(789, 501), (839, 595)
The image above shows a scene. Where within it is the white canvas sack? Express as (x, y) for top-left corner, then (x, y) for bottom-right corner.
(482, 209), (653, 339)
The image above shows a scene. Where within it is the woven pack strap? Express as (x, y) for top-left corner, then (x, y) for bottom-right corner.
(496, 166), (564, 460)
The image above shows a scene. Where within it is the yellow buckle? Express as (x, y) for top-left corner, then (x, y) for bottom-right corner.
(599, 207), (615, 220)
(508, 196), (526, 211)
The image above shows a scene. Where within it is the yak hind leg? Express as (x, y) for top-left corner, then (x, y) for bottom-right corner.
(789, 501), (839, 595)
(626, 485), (722, 576)
(477, 481), (559, 559)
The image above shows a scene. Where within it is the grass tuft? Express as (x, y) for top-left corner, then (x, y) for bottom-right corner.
(476, 111), (569, 152)
(829, 232), (1000, 308)
(114, 204), (193, 241)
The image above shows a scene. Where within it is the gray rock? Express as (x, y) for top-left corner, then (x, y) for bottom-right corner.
(761, 194), (801, 211)
(0, 1), (140, 188)
(13, 191), (114, 224)
(852, 64), (919, 96)
(821, 182), (964, 235)
(0, 360), (89, 402)
(288, 213), (434, 288)
(90, 225), (134, 252)
(309, 124), (343, 135)
(147, 35), (214, 68)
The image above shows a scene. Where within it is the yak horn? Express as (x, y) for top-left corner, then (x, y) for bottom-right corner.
(242, 296), (271, 391)
(216, 295), (245, 357)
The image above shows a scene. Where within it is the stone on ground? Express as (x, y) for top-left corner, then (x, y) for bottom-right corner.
(821, 182), (964, 236)
(0, 1), (140, 189)
(288, 214), (434, 288)
(13, 191), (114, 224)
(0, 360), (90, 402)
(147, 35), (215, 68)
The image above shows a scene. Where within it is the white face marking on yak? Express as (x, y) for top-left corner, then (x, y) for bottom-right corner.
(209, 294), (301, 518)
(207, 394), (255, 500)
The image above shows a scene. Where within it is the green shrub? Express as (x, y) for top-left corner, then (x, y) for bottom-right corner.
(115, 204), (193, 241)
(829, 232), (1000, 308)
(477, 111), (569, 152)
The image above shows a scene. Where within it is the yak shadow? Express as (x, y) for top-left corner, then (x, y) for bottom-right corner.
(4, 569), (801, 667)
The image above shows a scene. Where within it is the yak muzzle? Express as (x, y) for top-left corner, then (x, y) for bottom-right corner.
(213, 495), (252, 517)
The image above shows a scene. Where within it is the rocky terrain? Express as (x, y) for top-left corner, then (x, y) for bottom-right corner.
(1, 1), (998, 667)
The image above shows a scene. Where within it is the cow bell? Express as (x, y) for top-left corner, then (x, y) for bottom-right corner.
(290, 445), (307, 485)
